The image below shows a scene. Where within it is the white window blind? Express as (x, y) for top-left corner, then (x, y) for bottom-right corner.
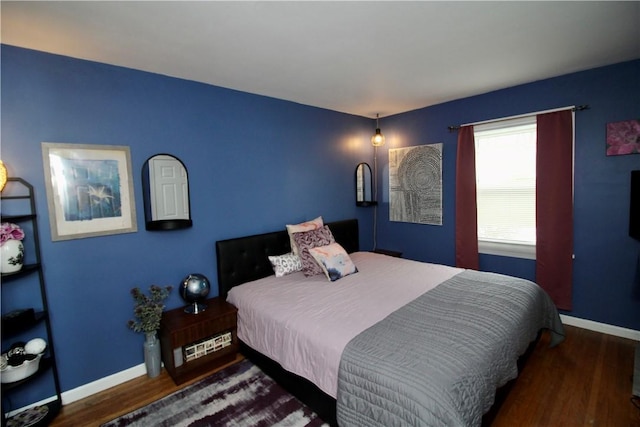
(474, 116), (537, 259)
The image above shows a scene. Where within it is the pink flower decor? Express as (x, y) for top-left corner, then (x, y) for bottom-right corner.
(606, 119), (640, 156)
(0, 223), (25, 246)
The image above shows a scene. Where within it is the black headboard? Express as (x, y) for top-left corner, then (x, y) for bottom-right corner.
(216, 219), (359, 299)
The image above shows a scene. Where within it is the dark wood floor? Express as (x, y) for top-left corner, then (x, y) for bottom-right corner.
(491, 325), (639, 427)
(49, 326), (639, 426)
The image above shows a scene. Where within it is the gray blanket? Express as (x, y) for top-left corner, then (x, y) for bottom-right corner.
(336, 270), (565, 427)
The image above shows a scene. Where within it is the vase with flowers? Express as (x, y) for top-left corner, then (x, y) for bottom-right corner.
(127, 285), (172, 378)
(1, 223), (25, 273)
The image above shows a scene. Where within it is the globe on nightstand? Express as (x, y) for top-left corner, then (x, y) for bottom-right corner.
(179, 273), (210, 314)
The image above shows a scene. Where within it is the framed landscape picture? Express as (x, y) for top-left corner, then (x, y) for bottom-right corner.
(42, 142), (137, 241)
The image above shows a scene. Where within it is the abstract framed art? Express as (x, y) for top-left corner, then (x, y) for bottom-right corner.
(41, 142), (137, 241)
(389, 143), (443, 225)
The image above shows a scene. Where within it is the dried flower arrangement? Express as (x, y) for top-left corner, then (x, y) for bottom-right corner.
(127, 285), (173, 334)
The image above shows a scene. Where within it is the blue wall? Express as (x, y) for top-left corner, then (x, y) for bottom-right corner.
(374, 59), (640, 332)
(0, 45), (375, 403)
(1, 45), (638, 403)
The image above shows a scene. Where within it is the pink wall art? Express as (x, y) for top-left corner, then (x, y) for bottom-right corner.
(606, 119), (640, 156)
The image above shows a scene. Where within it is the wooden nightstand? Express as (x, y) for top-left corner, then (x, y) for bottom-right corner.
(160, 297), (238, 385)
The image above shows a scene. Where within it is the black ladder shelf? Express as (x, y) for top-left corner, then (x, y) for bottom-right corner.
(1, 178), (62, 426)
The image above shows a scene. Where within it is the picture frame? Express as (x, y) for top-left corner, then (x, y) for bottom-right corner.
(389, 143), (443, 225)
(606, 119), (640, 156)
(42, 142), (138, 241)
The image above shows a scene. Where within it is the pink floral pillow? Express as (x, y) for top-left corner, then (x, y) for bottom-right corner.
(292, 225), (335, 276)
(309, 243), (358, 282)
(286, 216), (323, 255)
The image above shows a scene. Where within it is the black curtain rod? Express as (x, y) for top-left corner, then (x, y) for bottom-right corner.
(447, 104), (590, 132)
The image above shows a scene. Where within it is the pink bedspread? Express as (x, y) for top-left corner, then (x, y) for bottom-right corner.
(226, 251), (462, 397)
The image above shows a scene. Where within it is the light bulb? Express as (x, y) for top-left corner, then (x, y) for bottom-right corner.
(371, 114), (385, 147)
(371, 128), (385, 147)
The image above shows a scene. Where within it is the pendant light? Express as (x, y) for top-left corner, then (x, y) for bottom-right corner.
(371, 114), (385, 147)
(370, 115), (384, 251)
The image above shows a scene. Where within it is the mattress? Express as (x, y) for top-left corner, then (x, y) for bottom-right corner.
(226, 251), (464, 397)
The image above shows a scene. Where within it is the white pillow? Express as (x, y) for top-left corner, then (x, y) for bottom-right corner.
(268, 253), (302, 277)
(308, 243), (358, 282)
(286, 216), (323, 255)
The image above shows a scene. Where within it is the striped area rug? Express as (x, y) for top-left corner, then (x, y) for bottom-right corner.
(101, 359), (328, 427)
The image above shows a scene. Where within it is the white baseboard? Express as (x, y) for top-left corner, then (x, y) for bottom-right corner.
(28, 316), (640, 411)
(5, 364), (147, 417)
(61, 363), (147, 405)
(560, 314), (640, 341)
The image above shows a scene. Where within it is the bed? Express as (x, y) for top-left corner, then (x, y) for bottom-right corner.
(216, 218), (565, 426)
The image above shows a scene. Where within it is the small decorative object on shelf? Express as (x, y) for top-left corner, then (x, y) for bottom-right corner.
(179, 273), (211, 314)
(3, 405), (49, 427)
(1, 338), (47, 383)
(0, 222), (25, 273)
(1, 308), (36, 330)
(127, 285), (172, 378)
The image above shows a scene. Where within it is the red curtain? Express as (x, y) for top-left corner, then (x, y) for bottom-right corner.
(536, 110), (574, 310)
(455, 113), (573, 309)
(455, 125), (479, 270)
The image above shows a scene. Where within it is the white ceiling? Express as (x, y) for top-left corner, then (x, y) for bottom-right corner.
(2, 1), (639, 118)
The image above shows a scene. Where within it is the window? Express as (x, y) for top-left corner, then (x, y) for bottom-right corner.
(474, 116), (537, 259)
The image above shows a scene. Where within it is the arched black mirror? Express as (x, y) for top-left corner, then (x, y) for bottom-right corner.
(142, 154), (192, 231)
(355, 162), (377, 207)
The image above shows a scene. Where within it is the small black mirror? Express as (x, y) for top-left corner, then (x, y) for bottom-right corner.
(355, 162), (377, 207)
(142, 154), (192, 231)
